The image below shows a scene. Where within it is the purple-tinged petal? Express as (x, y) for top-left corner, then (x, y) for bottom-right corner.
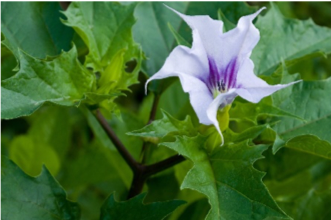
(146, 46), (213, 124)
(165, 6), (223, 62)
(218, 7), (265, 65)
(235, 59), (267, 88)
(145, 44), (208, 89)
(206, 57), (220, 90)
(235, 58), (301, 103)
(206, 89), (237, 146)
(236, 82), (300, 103)
(223, 58), (238, 90)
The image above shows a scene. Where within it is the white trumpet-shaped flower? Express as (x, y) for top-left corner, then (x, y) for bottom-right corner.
(146, 7), (300, 145)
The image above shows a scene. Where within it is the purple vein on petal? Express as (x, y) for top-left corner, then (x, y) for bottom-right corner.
(207, 57), (220, 91)
(224, 58), (238, 90)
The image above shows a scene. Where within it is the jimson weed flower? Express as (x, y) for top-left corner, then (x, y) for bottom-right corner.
(146, 7), (300, 145)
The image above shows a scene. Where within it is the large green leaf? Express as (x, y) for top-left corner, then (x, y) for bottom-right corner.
(252, 4), (331, 76)
(162, 136), (288, 220)
(100, 193), (185, 220)
(1, 47), (95, 119)
(1, 156), (80, 220)
(1, 2), (73, 59)
(62, 2), (141, 94)
(271, 73), (331, 157)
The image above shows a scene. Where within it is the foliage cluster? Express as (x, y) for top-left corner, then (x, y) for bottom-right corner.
(1, 2), (331, 220)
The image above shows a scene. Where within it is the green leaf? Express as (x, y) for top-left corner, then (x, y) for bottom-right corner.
(62, 2), (141, 95)
(217, 9), (236, 32)
(162, 136), (289, 220)
(100, 193), (185, 220)
(1, 2), (73, 58)
(230, 102), (304, 124)
(253, 4), (331, 76)
(283, 135), (331, 160)
(167, 23), (190, 47)
(1, 47), (95, 119)
(1, 156), (80, 220)
(272, 75), (331, 156)
(224, 125), (268, 144)
(127, 110), (197, 144)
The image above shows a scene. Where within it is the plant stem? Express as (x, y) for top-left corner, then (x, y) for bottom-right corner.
(147, 93), (160, 124)
(145, 154), (185, 176)
(127, 155), (185, 198)
(95, 109), (185, 199)
(140, 93), (160, 164)
(96, 110), (140, 172)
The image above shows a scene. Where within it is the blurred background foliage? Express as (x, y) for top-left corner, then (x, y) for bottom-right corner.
(1, 2), (331, 220)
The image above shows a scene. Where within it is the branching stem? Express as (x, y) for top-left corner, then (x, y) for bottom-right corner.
(95, 109), (185, 199)
(62, 0), (183, 200)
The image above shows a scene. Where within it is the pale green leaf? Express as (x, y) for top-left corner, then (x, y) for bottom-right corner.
(28, 106), (72, 159)
(9, 135), (60, 177)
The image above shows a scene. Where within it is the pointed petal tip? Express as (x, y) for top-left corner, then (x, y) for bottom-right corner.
(214, 124), (225, 147)
(144, 79), (151, 95)
(260, 6), (267, 11)
(250, 6), (266, 20)
(206, 92), (237, 148)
